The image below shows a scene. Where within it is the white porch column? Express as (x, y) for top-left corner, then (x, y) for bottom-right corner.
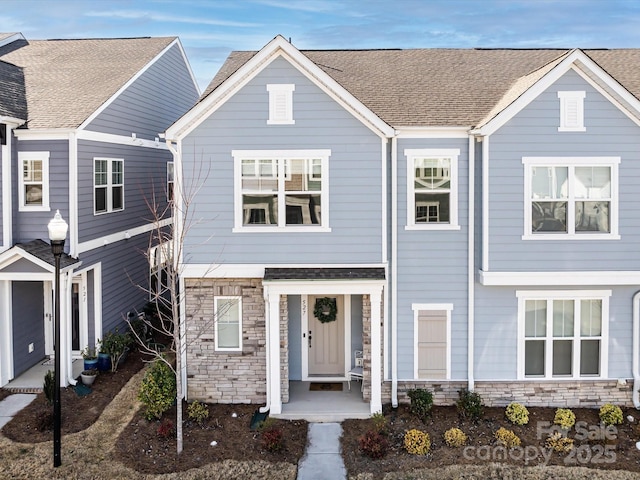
(370, 288), (383, 414)
(0, 280), (12, 386)
(61, 272), (75, 386)
(267, 289), (282, 414)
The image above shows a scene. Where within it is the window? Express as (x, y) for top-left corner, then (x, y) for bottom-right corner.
(267, 84), (295, 124)
(517, 290), (609, 379)
(94, 158), (124, 214)
(149, 241), (172, 299)
(18, 151), (49, 211)
(413, 304), (452, 379)
(232, 149), (330, 231)
(167, 162), (174, 202)
(405, 149), (459, 229)
(558, 91), (586, 132)
(214, 296), (242, 351)
(523, 157), (619, 239)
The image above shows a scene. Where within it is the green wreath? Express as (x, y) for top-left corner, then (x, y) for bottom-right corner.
(314, 297), (337, 323)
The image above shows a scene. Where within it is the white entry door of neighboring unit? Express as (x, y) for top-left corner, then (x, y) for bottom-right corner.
(308, 295), (344, 376)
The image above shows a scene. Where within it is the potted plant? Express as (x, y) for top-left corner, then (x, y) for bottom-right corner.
(80, 368), (98, 386)
(96, 339), (111, 372)
(101, 327), (133, 372)
(81, 346), (98, 370)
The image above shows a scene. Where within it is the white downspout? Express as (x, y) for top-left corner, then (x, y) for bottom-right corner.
(391, 135), (398, 408)
(468, 135), (476, 391)
(633, 291), (640, 408)
(260, 288), (271, 414)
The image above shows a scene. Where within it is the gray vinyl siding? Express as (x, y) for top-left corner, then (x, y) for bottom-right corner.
(78, 233), (151, 335)
(12, 281), (45, 377)
(76, 140), (172, 242)
(395, 138), (469, 380)
(288, 295), (302, 380)
(180, 56), (384, 264)
(473, 285), (634, 380)
(86, 43), (199, 140)
(487, 69), (640, 272)
(12, 140), (69, 243)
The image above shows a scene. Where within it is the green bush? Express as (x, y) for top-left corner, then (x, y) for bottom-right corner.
(599, 404), (623, 426)
(494, 427), (521, 448)
(554, 408), (576, 430)
(505, 402), (529, 426)
(138, 360), (176, 420)
(456, 388), (484, 421)
(43, 370), (55, 405)
(404, 429), (431, 455)
(371, 412), (387, 434)
(407, 388), (434, 422)
(443, 427), (467, 447)
(187, 400), (209, 425)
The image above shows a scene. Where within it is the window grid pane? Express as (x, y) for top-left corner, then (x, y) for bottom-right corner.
(580, 299), (602, 336)
(552, 300), (574, 337)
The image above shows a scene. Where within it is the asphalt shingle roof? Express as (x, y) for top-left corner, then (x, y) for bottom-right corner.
(16, 239), (80, 270)
(0, 36), (176, 129)
(204, 47), (640, 128)
(264, 267), (385, 281)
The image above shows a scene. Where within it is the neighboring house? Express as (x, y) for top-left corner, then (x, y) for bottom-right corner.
(165, 35), (640, 416)
(0, 33), (200, 388)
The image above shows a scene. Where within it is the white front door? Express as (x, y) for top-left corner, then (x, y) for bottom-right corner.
(308, 295), (344, 376)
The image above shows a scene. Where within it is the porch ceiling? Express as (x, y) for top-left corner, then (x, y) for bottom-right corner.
(264, 267), (385, 281)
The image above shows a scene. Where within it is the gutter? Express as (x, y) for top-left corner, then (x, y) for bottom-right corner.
(391, 135), (398, 408)
(633, 291), (640, 408)
(467, 134), (475, 391)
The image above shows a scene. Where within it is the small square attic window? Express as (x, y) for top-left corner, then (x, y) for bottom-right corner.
(267, 84), (295, 125)
(558, 91), (586, 132)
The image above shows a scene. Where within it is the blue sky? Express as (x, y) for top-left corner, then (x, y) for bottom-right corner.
(3, 0), (640, 91)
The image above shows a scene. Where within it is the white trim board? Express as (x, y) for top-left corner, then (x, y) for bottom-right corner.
(480, 270), (640, 286)
(76, 218), (171, 254)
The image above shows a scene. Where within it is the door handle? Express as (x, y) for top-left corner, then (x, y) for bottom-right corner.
(308, 330), (312, 348)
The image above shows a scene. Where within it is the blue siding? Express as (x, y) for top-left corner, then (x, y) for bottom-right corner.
(488, 70), (640, 272)
(86, 43), (199, 140)
(12, 281), (45, 377)
(181, 57), (384, 265)
(396, 138), (469, 380)
(288, 295), (301, 380)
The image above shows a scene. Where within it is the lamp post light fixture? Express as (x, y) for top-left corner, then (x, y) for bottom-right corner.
(47, 209), (68, 468)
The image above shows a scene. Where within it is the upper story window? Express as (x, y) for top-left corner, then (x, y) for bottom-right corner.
(167, 162), (175, 202)
(558, 91), (586, 132)
(18, 151), (50, 211)
(232, 149), (330, 232)
(523, 157), (619, 239)
(94, 158), (124, 214)
(405, 149), (460, 230)
(215, 296), (242, 351)
(267, 84), (295, 124)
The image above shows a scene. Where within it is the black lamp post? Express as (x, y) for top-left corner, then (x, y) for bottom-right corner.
(47, 209), (68, 468)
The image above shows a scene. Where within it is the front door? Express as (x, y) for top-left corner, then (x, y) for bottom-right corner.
(308, 295), (344, 376)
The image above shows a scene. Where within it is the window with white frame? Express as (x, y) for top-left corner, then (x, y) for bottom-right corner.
(149, 241), (172, 299)
(558, 91), (586, 132)
(413, 304), (452, 380)
(517, 290), (609, 379)
(523, 157), (619, 238)
(94, 158), (124, 214)
(18, 151), (49, 211)
(405, 149), (459, 229)
(267, 84), (295, 124)
(215, 296), (242, 351)
(232, 150), (330, 231)
(167, 162), (174, 202)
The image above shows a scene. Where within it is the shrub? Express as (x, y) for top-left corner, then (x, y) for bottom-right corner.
(156, 419), (175, 439)
(443, 427), (467, 447)
(545, 432), (574, 453)
(371, 412), (387, 434)
(43, 370), (55, 405)
(261, 427), (284, 452)
(100, 327), (133, 372)
(407, 388), (434, 422)
(187, 400), (209, 425)
(599, 404), (623, 426)
(505, 402), (529, 426)
(358, 430), (389, 459)
(404, 429), (431, 455)
(494, 427), (521, 448)
(457, 388), (484, 421)
(138, 359), (176, 420)
(554, 408), (576, 430)
(35, 411), (53, 432)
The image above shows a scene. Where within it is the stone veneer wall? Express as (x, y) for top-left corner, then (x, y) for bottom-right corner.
(382, 380), (633, 408)
(185, 278), (266, 404)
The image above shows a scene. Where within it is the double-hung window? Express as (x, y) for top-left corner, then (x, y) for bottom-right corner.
(405, 149), (459, 229)
(94, 158), (124, 214)
(523, 157), (619, 239)
(232, 149), (330, 232)
(214, 296), (242, 351)
(517, 290), (609, 379)
(167, 162), (174, 202)
(18, 151), (49, 211)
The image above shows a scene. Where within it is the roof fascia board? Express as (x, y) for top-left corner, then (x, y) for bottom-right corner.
(173, 38), (201, 97)
(0, 248), (53, 273)
(395, 127), (470, 138)
(78, 38), (180, 130)
(474, 49), (640, 136)
(0, 33), (25, 49)
(14, 129), (75, 140)
(166, 35), (394, 140)
(0, 116), (25, 127)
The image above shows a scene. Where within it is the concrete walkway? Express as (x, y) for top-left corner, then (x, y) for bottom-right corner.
(0, 394), (37, 429)
(297, 422), (346, 480)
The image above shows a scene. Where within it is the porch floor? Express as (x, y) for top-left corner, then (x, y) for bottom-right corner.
(4, 358), (84, 393)
(274, 381), (371, 422)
